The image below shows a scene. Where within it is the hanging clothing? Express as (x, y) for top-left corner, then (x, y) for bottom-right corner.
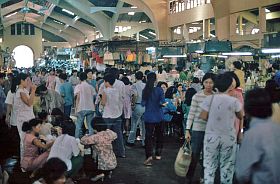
(104, 51), (114, 61)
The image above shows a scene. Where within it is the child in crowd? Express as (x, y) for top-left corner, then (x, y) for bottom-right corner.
(38, 112), (54, 141)
(21, 119), (53, 173)
(81, 128), (117, 182)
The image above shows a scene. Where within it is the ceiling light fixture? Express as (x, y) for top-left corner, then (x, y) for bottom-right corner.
(148, 31), (156, 36)
(163, 54), (187, 58)
(54, 20), (64, 25)
(62, 9), (75, 16)
(131, 6), (137, 9)
(261, 48), (280, 54)
(222, 52), (252, 56)
(139, 34), (148, 39)
(5, 12), (18, 18)
(128, 12), (135, 15)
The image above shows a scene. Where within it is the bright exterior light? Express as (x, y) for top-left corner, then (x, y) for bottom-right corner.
(85, 38), (88, 42)
(14, 45), (34, 68)
(262, 48), (280, 54)
(5, 12), (17, 18)
(128, 12), (135, 15)
(62, 9), (75, 16)
(42, 38), (45, 42)
(148, 31), (156, 36)
(222, 52), (252, 56)
(265, 9), (270, 13)
(163, 54), (187, 58)
(139, 20), (146, 23)
(139, 34), (148, 39)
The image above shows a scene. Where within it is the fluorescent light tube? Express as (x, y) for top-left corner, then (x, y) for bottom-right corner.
(62, 9), (74, 16)
(128, 12), (135, 15)
(148, 31), (156, 36)
(163, 54), (187, 58)
(222, 52), (252, 56)
(262, 48), (280, 54)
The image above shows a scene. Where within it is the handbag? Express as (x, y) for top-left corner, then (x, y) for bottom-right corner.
(199, 95), (214, 121)
(174, 141), (192, 177)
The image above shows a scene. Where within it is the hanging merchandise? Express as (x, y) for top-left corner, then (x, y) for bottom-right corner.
(144, 53), (151, 63)
(104, 51), (114, 65)
(126, 49), (134, 62)
(138, 52), (143, 65)
(171, 57), (177, 65)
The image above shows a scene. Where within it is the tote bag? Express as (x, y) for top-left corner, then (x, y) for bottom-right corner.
(174, 142), (192, 177)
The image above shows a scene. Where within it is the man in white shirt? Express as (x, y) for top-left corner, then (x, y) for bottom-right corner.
(100, 69), (125, 157)
(193, 64), (205, 82)
(74, 72), (96, 138)
(48, 121), (83, 177)
(127, 71), (146, 146)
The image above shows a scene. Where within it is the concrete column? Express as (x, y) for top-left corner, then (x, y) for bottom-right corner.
(182, 24), (190, 41)
(259, 7), (266, 33)
(203, 19), (210, 39)
(136, 32), (140, 41)
(238, 15), (243, 35)
(216, 16), (230, 41)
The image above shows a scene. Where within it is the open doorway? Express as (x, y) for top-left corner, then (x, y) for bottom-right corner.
(13, 45), (34, 68)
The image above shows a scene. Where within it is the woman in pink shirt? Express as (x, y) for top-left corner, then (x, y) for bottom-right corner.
(21, 119), (53, 173)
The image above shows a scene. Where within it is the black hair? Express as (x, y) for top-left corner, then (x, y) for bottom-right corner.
(158, 66), (163, 74)
(56, 69), (62, 75)
(184, 88), (197, 106)
(233, 61), (242, 70)
(165, 86), (177, 99)
(37, 158), (67, 184)
(135, 71), (143, 80)
(0, 73), (5, 79)
(272, 63), (280, 71)
(245, 88), (272, 118)
(51, 108), (64, 116)
(215, 73), (233, 92)
(103, 73), (116, 86)
(121, 76), (130, 85)
(79, 72), (87, 81)
(72, 69), (77, 74)
(192, 77), (200, 84)
(10, 77), (18, 93)
(59, 73), (67, 81)
(22, 118), (42, 132)
(109, 68), (120, 79)
(142, 72), (157, 101)
(17, 73), (28, 85)
(61, 121), (76, 137)
(38, 111), (48, 120)
(144, 70), (150, 76)
(159, 81), (168, 88)
(177, 83), (183, 88)
(201, 73), (216, 89)
(35, 84), (47, 95)
(224, 71), (240, 88)
(85, 69), (93, 74)
(265, 79), (280, 103)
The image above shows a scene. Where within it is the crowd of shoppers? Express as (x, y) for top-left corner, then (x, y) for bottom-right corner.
(0, 61), (279, 183)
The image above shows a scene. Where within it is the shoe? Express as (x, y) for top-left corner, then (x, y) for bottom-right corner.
(155, 156), (161, 160)
(143, 156), (153, 166)
(91, 173), (105, 182)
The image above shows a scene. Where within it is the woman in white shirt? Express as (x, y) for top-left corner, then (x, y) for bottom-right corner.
(200, 73), (243, 184)
(13, 73), (37, 161)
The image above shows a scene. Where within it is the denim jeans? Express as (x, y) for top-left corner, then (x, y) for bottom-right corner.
(186, 131), (205, 181)
(127, 104), (145, 145)
(64, 105), (72, 117)
(144, 122), (164, 159)
(75, 110), (94, 138)
(104, 117), (125, 157)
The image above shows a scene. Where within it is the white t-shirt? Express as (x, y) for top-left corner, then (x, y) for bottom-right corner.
(102, 87), (123, 119)
(48, 134), (80, 171)
(201, 94), (242, 137)
(5, 90), (16, 126)
(54, 76), (61, 94)
(74, 81), (96, 112)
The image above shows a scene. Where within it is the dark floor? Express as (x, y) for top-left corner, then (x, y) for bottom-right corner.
(0, 121), (201, 184)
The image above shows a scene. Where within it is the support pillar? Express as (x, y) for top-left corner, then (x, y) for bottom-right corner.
(136, 32), (140, 41)
(238, 15), (243, 35)
(216, 16), (230, 41)
(259, 7), (266, 34)
(182, 24), (190, 41)
(203, 19), (210, 39)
